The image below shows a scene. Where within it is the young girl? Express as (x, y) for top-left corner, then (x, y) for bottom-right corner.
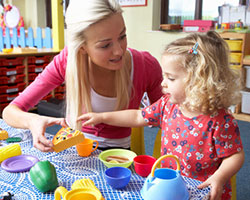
(2, 0), (163, 151)
(79, 31), (245, 200)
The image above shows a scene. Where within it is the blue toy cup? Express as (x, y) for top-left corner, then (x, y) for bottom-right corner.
(104, 167), (131, 189)
(141, 155), (189, 200)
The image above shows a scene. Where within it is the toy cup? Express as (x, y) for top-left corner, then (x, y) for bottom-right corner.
(141, 155), (189, 200)
(133, 155), (157, 177)
(76, 138), (98, 157)
(0, 144), (22, 163)
(104, 167), (131, 189)
(54, 187), (102, 200)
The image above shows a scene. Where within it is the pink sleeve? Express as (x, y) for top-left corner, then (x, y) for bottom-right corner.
(129, 48), (163, 109)
(142, 52), (163, 104)
(11, 47), (68, 111)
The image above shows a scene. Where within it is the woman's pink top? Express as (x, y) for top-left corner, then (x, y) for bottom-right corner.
(11, 47), (163, 139)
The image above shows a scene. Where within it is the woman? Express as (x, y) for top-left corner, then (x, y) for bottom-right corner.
(3, 0), (163, 152)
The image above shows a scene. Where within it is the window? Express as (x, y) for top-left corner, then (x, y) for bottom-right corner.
(45, 0), (69, 28)
(161, 0), (242, 25)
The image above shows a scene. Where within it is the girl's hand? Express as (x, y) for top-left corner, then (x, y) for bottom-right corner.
(77, 112), (103, 126)
(198, 175), (223, 200)
(29, 116), (67, 152)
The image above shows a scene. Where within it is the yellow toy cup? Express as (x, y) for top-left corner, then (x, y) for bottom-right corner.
(54, 186), (102, 200)
(0, 144), (22, 163)
(76, 139), (98, 157)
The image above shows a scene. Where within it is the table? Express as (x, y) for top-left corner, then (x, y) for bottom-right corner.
(0, 119), (210, 200)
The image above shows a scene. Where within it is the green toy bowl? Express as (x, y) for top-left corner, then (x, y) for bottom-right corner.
(98, 149), (137, 168)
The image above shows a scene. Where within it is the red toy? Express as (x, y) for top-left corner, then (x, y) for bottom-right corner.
(183, 20), (216, 32)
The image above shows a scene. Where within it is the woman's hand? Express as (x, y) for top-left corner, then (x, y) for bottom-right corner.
(198, 175), (223, 200)
(28, 115), (67, 152)
(77, 112), (103, 126)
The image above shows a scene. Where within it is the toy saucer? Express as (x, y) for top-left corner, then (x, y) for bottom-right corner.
(1, 155), (39, 173)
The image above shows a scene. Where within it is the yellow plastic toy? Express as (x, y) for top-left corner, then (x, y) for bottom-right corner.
(2, 48), (13, 53)
(0, 143), (22, 163)
(0, 128), (8, 140)
(55, 178), (104, 200)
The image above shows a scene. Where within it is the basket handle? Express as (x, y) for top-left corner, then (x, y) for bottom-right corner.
(151, 155), (180, 177)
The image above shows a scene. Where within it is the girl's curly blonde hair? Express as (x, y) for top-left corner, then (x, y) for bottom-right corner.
(163, 31), (242, 115)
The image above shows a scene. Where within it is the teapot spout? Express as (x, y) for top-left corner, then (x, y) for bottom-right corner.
(54, 186), (68, 200)
(144, 176), (156, 191)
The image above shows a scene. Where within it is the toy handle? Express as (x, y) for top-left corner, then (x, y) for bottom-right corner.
(91, 140), (99, 153)
(54, 186), (68, 200)
(150, 155), (180, 177)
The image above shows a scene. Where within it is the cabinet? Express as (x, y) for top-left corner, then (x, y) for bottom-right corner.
(0, 49), (62, 114)
(219, 32), (250, 122)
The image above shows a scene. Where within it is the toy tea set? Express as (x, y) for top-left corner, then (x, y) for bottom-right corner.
(141, 155), (189, 200)
(1, 126), (191, 200)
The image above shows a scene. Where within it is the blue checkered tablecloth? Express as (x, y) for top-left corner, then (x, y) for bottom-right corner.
(0, 119), (210, 200)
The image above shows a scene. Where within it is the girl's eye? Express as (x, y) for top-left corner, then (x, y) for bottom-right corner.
(168, 78), (175, 81)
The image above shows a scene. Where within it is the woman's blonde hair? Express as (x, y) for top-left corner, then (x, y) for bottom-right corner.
(163, 31), (242, 115)
(65, 0), (131, 129)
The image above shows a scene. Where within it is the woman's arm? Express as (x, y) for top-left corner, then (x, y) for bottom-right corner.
(3, 104), (67, 152)
(78, 109), (148, 127)
(198, 150), (245, 200)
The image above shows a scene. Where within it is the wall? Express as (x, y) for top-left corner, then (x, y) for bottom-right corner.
(10, 0), (187, 61)
(122, 0), (187, 61)
(12, 0), (46, 29)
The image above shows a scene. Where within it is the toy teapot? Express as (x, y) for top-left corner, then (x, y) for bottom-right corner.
(141, 154), (189, 200)
(54, 178), (104, 200)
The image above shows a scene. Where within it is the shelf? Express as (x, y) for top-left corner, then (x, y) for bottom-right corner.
(233, 113), (250, 122)
(243, 56), (250, 65)
(0, 48), (60, 58)
(219, 32), (247, 39)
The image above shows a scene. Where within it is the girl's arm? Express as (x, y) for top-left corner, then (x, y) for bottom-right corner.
(198, 150), (245, 200)
(78, 109), (148, 127)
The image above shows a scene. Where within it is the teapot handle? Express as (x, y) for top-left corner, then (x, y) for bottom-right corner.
(54, 186), (68, 200)
(151, 155), (180, 177)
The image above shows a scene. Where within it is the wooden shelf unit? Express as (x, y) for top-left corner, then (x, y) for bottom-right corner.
(0, 49), (60, 114)
(219, 32), (250, 122)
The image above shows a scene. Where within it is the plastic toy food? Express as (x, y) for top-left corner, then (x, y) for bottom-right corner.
(6, 137), (22, 143)
(0, 144), (22, 163)
(0, 128), (8, 140)
(106, 155), (130, 163)
(29, 161), (58, 193)
(2, 48), (13, 53)
(98, 149), (137, 168)
(52, 127), (85, 153)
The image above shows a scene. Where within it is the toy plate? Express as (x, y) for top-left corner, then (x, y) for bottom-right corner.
(1, 155), (39, 173)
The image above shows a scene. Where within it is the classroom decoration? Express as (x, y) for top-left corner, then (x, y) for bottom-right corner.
(0, 27), (53, 51)
(0, 5), (24, 32)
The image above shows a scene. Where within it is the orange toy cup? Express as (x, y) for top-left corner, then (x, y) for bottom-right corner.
(133, 155), (157, 177)
(76, 139), (99, 157)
